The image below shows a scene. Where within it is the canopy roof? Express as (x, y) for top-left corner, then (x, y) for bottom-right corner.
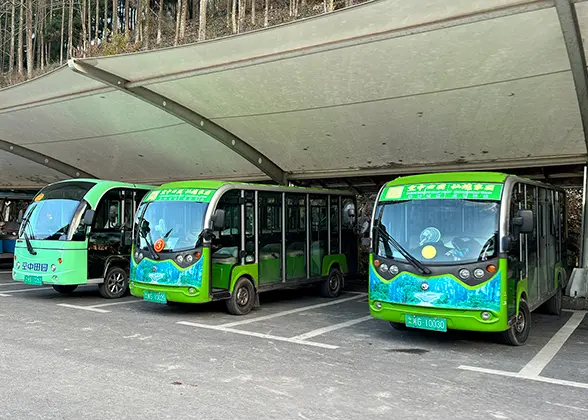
(1, 0), (588, 189)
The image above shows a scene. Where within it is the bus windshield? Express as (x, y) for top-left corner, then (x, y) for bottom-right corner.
(136, 201), (208, 253)
(19, 182), (94, 241)
(375, 199), (500, 264)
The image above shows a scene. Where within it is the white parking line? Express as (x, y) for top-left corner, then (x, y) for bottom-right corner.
(0, 283), (25, 288)
(518, 311), (586, 377)
(0, 287), (51, 295)
(56, 304), (110, 313)
(458, 365), (588, 389)
(177, 321), (339, 349)
(218, 293), (367, 328)
(459, 310), (588, 389)
(290, 315), (373, 341)
(91, 299), (143, 308)
(0, 271), (13, 274)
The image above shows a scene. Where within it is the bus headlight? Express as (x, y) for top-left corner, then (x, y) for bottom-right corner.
(481, 311), (491, 320)
(16, 262), (21, 269)
(176, 255), (184, 264)
(389, 265), (399, 275)
(185, 254), (193, 264)
(51, 264), (56, 272)
(375, 301), (382, 309)
(379, 264), (388, 273)
(188, 287), (196, 295)
(473, 269), (484, 279)
(458, 269), (470, 280)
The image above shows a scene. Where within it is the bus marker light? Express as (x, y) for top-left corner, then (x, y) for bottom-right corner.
(481, 312), (491, 320)
(375, 301), (382, 309)
(473, 269), (484, 279)
(188, 287), (196, 295)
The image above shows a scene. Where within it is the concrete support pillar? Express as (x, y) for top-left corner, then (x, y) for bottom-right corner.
(567, 165), (588, 297)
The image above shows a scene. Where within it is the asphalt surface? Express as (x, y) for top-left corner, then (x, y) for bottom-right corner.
(1, 268), (587, 420)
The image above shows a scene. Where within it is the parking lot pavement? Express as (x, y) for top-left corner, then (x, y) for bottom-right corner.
(1, 270), (588, 420)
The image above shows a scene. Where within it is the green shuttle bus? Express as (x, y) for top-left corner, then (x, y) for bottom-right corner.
(130, 181), (358, 315)
(12, 179), (152, 298)
(369, 172), (568, 345)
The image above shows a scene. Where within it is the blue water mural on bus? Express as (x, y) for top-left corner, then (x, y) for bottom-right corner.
(131, 257), (203, 288)
(369, 266), (501, 311)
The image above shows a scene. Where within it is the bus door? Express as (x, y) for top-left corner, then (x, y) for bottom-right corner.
(310, 196), (327, 277)
(87, 188), (130, 279)
(285, 194), (307, 281)
(258, 192), (283, 284)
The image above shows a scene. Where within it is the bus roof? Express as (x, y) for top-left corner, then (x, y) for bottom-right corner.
(38, 179), (154, 208)
(151, 180), (353, 195)
(385, 172), (510, 187)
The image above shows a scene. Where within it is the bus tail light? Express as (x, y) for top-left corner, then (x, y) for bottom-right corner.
(486, 264), (497, 274)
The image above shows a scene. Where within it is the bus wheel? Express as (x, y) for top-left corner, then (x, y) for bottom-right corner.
(545, 284), (563, 316)
(99, 267), (128, 299)
(52, 285), (78, 294)
(501, 298), (531, 346)
(226, 277), (256, 315)
(321, 268), (342, 298)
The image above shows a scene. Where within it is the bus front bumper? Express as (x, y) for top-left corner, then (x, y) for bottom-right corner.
(130, 281), (209, 304)
(369, 300), (508, 332)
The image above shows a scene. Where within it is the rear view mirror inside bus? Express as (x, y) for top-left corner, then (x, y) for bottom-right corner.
(212, 209), (226, 230)
(513, 209), (533, 234)
(82, 209), (95, 226)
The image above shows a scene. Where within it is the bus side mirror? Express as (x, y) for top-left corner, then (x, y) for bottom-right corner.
(82, 209), (95, 226)
(513, 209), (533, 235)
(212, 209), (226, 230)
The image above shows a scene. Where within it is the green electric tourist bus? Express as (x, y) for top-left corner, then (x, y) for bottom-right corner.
(12, 179), (153, 298)
(369, 172), (569, 346)
(130, 181), (358, 315)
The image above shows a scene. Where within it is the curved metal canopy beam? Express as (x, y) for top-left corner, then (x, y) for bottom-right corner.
(0, 138), (97, 179)
(68, 59), (288, 185)
(555, 0), (588, 153)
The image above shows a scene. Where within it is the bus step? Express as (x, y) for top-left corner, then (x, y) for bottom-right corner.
(211, 290), (231, 300)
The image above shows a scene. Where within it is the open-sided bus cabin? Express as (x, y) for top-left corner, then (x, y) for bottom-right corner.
(369, 172), (568, 345)
(130, 181), (358, 314)
(13, 179), (152, 298)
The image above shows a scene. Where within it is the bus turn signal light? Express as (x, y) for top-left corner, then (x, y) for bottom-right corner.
(58, 258), (63, 264)
(487, 264), (497, 274)
(374, 260), (381, 267)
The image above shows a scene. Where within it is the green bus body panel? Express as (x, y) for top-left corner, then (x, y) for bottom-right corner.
(322, 254), (348, 276)
(229, 265), (260, 291)
(13, 240), (88, 286)
(369, 254), (509, 332)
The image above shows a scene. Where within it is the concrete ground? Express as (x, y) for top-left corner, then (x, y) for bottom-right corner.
(1, 268), (587, 420)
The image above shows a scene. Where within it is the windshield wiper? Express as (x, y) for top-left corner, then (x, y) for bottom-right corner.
(20, 216), (37, 256)
(376, 224), (431, 275)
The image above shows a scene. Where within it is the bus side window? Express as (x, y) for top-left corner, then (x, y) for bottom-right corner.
(93, 189), (123, 232)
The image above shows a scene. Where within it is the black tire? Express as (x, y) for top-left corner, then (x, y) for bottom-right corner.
(501, 298), (531, 346)
(545, 283), (563, 316)
(226, 277), (256, 315)
(52, 285), (78, 294)
(99, 266), (128, 299)
(320, 267), (343, 298)
(390, 322), (408, 330)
